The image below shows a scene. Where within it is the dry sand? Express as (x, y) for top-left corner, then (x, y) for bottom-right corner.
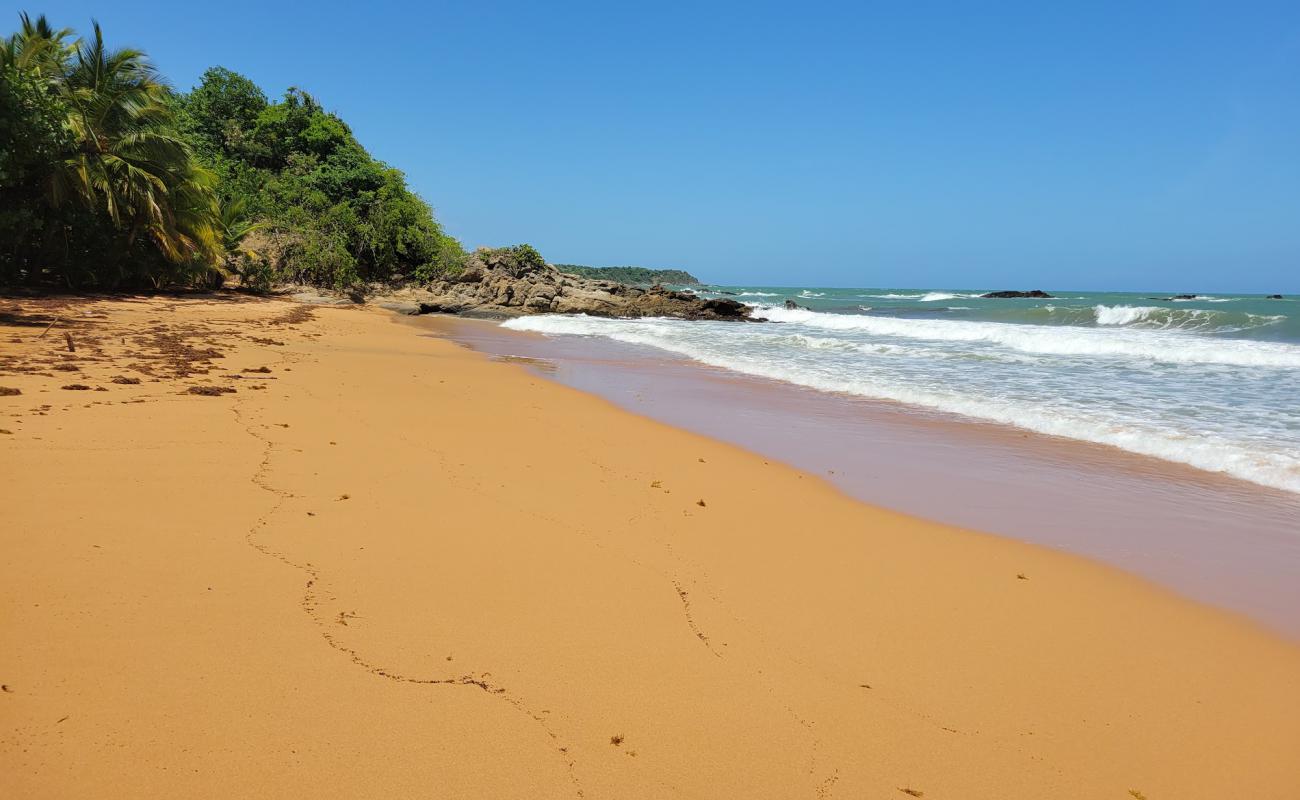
(1, 294), (1297, 799)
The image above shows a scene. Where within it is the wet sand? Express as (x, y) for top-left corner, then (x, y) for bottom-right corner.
(423, 314), (1300, 638)
(2, 295), (1299, 799)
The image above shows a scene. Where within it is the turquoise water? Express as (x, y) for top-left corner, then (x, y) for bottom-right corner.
(504, 287), (1300, 494)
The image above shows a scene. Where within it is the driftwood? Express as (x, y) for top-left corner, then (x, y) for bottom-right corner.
(37, 316), (61, 338)
(64, 332), (75, 352)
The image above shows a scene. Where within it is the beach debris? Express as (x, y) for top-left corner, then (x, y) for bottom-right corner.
(650, 480), (662, 489)
(899, 789), (924, 798)
(0, 429), (12, 435)
(64, 332), (75, 352)
(860, 683), (872, 689)
(184, 385), (236, 396)
(337, 493), (350, 501)
(53, 363), (79, 372)
(698, 457), (705, 462)
(0, 387), (21, 396)
(696, 499), (707, 507)
(111, 376), (141, 385)
(60, 384), (91, 391)
(243, 366), (272, 373)
(1017, 573), (1028, 580)
(1, 684), (12, 693)
(609, 734), (624, 746)
(1128, 791), (1148, 800)
(37, 316), (61, 338)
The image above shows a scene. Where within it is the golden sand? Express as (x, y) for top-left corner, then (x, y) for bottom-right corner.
(2, 295), (1297, 799)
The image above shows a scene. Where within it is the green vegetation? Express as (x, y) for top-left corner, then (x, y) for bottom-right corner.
(474, 243), (547, 277)
(1, 13), (465, 290)
(555, 265), (701, 285)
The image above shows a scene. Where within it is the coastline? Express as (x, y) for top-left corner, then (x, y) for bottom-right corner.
(418, 314), (1300, 638)
(3, 295), (1298, 798)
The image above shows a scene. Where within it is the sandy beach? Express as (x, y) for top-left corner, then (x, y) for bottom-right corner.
(2, 294), (1298, 799)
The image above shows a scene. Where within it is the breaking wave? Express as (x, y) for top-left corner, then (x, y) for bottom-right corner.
(502, 312), (1300, 494)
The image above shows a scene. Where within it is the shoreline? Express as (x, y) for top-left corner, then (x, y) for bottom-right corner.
(415, 313), (1300, 639)
(3, 294), (1298, 798)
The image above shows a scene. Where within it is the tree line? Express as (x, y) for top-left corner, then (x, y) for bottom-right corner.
(554, 265), (702, 285)
(1, 13), (468, 290)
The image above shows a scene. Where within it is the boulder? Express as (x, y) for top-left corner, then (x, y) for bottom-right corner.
(784, 299), (806, 310)
(380, 249), (760, 322)
(980, 290), (1055, 299)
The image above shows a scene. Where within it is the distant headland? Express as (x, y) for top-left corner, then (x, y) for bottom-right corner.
(554, 265), (702, 285)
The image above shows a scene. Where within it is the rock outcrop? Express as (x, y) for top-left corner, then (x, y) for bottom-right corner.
(980, 290), (1055, 299)
(371, 250), (758, 321)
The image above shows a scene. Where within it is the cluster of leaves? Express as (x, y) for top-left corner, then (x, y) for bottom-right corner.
(475, 244), (548, 277)
(1, 14), (465, 290)
(554, 265), (702, 285)
(174, 68), (466, 289)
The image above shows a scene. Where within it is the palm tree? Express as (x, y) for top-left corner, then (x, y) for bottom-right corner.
(213, 194), (268, 285)
(56, 22), (220, 267)
(0, 12), (73, 78)
(4, 15), (221, 283)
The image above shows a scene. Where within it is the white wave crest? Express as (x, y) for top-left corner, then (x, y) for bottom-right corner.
(1095, 305), (1161, 326)
(757, 306), (1300, 367)
(1093, 305), (1285, 333)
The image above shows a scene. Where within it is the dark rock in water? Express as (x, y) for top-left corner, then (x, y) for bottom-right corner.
(1266, 294), (1284, 300)
(784, 299), (806, 310)
(372, 249), (761, 322)
(1163, 294), (1198, 301)
(980, 290), (1055, 299)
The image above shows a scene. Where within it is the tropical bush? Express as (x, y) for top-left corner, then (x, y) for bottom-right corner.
(474, 244), (548, 277)
(1, 14), (465, 290)
(175, 73), (466, 289)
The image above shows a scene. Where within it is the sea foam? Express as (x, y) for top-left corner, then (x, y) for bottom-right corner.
(503, 310), (1300, 494)
(756, 306), (1300, 367)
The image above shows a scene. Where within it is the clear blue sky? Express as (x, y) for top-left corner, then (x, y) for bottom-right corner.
(23, 1), (1300, 291)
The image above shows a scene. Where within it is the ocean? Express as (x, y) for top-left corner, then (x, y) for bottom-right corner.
(503, 287), (1300, 495)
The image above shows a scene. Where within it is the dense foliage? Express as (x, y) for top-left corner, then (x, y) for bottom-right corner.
(1, 14), (465, 289)
(174, 68), (465, 289)
(554, 265), (702, 285)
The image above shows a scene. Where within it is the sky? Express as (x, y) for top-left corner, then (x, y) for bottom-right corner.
(20, 1), (1300, 291)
